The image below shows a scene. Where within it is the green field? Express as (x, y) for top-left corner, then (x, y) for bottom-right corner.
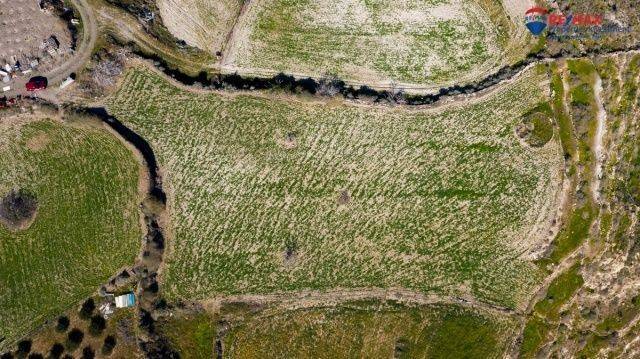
(160, 301), (518, 359)
(107, 65), (562, 308)
(0, 118), (142, 349)
(224, 0), (523, 88)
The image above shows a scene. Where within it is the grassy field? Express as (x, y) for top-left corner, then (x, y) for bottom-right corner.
(160, 301), (518, 359)
(0, 117), (142, 350)
(223, 0), (526, 89)
(107, 65), (562, 308)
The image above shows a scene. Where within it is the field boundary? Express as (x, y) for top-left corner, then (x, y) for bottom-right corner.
(203, 287), (520, 317)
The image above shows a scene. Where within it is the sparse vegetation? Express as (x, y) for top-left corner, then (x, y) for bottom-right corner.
(160, 312), (214, 359)
(158, 301), (516, 359)
(185, 301), (516, 359)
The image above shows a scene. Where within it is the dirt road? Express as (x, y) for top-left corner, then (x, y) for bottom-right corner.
(592, 73), (607, 204)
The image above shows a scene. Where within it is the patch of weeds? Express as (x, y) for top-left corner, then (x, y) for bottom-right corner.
(540, 204), (596, 266)
(519, 316), (552, 358)
(570, 84), (593, 107)
(159, 313), (214, 359)
(534, 264), (584, 320)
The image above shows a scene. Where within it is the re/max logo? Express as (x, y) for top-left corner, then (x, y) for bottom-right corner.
(547, 13), (603, 27)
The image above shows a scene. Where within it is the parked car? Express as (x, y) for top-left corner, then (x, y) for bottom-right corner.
(26, 76), (48, 91)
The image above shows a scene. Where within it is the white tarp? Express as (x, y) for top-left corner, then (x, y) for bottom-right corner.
(115, 293), (135, 308)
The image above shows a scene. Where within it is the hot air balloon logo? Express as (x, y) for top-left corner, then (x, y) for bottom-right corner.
(525, 7), (548, 35)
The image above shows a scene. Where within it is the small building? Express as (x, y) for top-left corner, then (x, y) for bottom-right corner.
(114, 292), (135, 308)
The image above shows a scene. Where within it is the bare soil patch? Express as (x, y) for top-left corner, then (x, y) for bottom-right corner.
(25, 132), (50, 151)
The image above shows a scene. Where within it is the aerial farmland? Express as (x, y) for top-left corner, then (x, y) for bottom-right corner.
(107, 64), (563, 309)
(218, 0), (534, 90)
(0, 113), (142, 349)
(1, 0), (640, 357)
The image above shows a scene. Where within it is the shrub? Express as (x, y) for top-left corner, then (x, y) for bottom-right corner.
(102, 335), (117, 355)
(89, 315), (106, 336)
(79, 299), (95, 319)
(81, 347), (94, 359)
(26, 354), (43, 359)
(66, 328), (84, 351)
(49, 343), (64, 359)
(16, 340), (32, 355)
(56, 316), (70, 332)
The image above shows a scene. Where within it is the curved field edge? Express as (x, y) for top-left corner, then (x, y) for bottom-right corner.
(221, 0), (533, 89)
(106, 63), (563, 309)
(159, 300), (518, 359)
(0, 116), (142, 350)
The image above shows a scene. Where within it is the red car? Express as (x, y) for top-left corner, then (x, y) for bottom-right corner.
(26, 76), (48, 91)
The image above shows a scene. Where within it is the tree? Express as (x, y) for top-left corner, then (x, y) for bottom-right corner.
(66, 328), (84, 351)
(81, 347), (94, 359)
(79, 299), (95, 320)
(317, 73), (342, 97)
(102, 335), (117, 355)
(0, 189), (38, 227)
(88, 315), (106, 336)
(16, 340), (32, 356)
(49, 343), (64, 359)
(55, 316), (70, 332)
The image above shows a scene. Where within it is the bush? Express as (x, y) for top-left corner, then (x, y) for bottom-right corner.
(0, 352), (14, 359)
(26, 354), (43, 359)
(16, 340), (32, 355)
(56, 316), (70, 332)
(81, 347), (94, 359)
(49, 343), (64, 359)
(102, 335), (117, 355)
(66, 328), (84, 351)
(89, 315), (106, 336)
(79, 299), (95, 319)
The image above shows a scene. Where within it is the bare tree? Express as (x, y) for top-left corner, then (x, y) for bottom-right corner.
(317, 73), (342, 97)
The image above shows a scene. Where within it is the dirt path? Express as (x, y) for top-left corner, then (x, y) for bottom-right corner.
(47, 0), (97, 84)
(206, 287), (519, 317)
(592, 73), (607, 204)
